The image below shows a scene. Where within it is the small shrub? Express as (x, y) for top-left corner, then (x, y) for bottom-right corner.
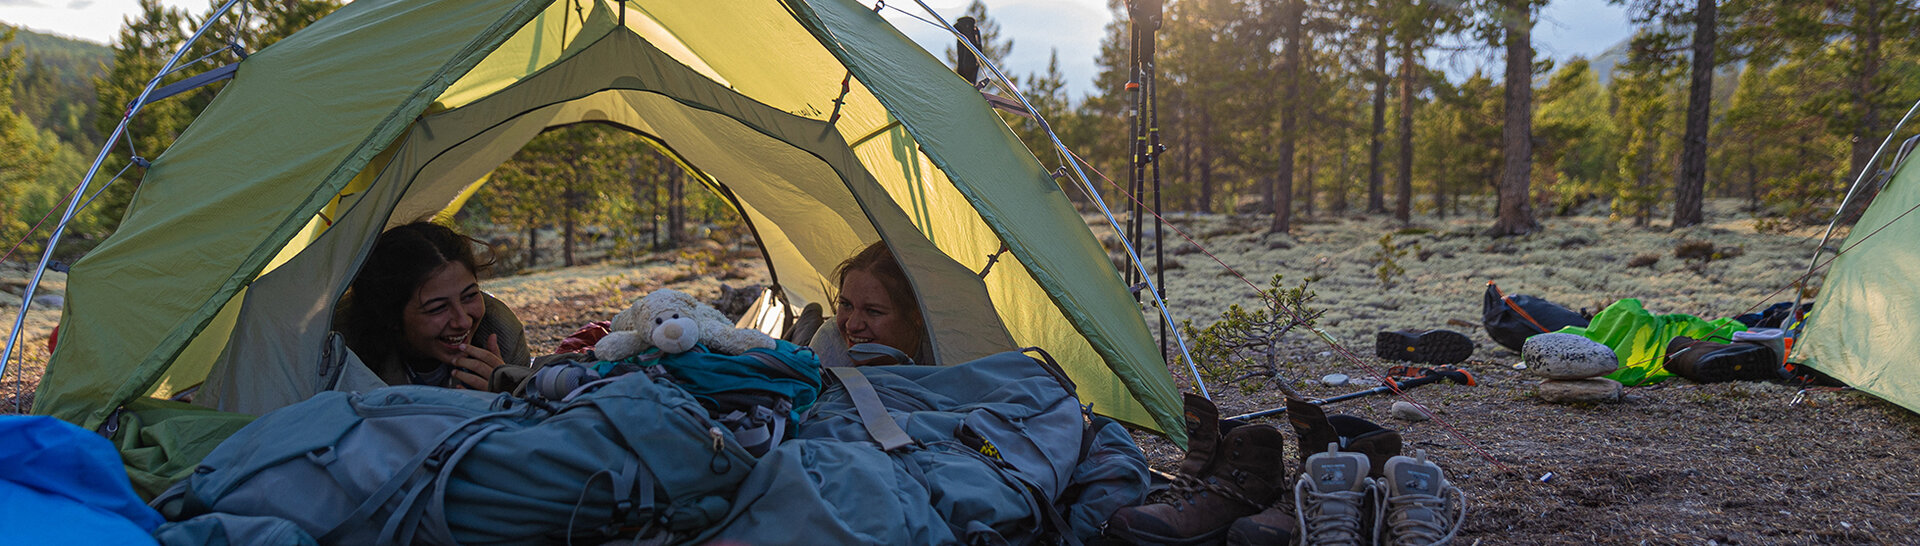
(1181, 274), (1325, 386)
(1627, 254), (1660, 268)
(1674, 240), (1716, 261)
(1373, 234), (1416, 287)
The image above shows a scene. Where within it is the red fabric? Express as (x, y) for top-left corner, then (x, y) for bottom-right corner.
(554, 321), (613, 354)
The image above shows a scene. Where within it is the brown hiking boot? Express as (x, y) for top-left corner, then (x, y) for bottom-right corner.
(1286, 397), (1403, 478)
(1226, 503), (1296, 545)
(1177, 393), (1224, 477)
(1664, 336), (1779, 383)
(1107, 425), (1289, 545)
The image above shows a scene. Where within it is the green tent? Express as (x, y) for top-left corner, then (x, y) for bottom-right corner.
(1794, 144), (1920, 415)
(31, 0), (1184, 491)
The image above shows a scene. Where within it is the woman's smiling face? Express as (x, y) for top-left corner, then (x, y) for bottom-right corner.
(836, 267), (920, 354)
(399, 262), (485, 364)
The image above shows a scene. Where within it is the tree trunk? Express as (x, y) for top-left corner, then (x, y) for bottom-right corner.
(667, 165), (688, 244)
(1272, 0), (1303, 234)
(1367, 35), (1388, 214)
(1490, 0), (1540, 236)
(1261, 121), (1276, 214)
(1199, 109), (1215, 214)
(1334, 143), (1351, 213)
(1671, 0), (1715, 228)
(562, 186), (578, 266)
(1303, 151), (1317, 218)
(1395, 39), (1415, 225)
(525, 224), (539, 267)
(1846, 0), (1884, 193)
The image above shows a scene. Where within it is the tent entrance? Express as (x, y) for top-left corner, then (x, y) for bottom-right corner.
(191, 29), (1014, 415)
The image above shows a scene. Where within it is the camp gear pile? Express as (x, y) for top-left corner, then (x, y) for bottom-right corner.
(145, 349), (1146, 544)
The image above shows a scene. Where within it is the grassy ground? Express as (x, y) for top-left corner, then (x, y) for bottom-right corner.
(1127, 201), (1920, 545)
(5, 200), (1917, 544)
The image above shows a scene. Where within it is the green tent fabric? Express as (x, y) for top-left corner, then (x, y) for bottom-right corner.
(1794, 146), (1920, 415)
(1554, 298), (1747, 386)
(32, 0), (1186, 487)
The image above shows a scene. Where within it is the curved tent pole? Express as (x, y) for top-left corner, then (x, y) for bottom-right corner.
(905, 0), (1209, 399)
(1790, 96), (1920, 332)
(2, 0), (247, 406)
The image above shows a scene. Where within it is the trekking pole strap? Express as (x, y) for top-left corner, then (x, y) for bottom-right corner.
(825, 367), (915, 451)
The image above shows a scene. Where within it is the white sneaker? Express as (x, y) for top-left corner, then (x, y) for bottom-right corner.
(1375, 450), (1467, 545)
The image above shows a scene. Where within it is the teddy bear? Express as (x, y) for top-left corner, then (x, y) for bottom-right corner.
(594, 288), (778, 362)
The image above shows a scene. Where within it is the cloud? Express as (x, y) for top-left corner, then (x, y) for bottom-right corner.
(0, 0), (51, 7)
(67, 0), (94, 8)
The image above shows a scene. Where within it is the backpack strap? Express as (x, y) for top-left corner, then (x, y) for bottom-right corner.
(824, 367), (915, 451)
(314, 410), (510, 543)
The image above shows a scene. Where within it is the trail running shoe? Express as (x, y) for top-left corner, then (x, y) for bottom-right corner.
(1375, 329), (1475, 365)
(1376, 450), (1467, 546)
(1293, 442), (1373, 546)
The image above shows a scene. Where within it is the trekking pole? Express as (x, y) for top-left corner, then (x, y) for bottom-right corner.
(1223, 365), (1477, 422)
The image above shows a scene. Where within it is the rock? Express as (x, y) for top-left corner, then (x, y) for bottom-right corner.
(1322, 373), (1350, 387)
(30, 294), (63, 308)
(1391, 401), (1430, 421)
(1523, 333), (1619, 380)
(1537, 377), (1623, 404)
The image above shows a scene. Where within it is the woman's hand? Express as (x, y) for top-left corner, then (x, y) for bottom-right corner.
(449, 334), (506, 390)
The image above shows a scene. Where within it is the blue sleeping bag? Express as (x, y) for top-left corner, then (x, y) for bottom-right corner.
(0, 415), (164, 544)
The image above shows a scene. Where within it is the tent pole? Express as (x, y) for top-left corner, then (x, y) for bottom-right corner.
(1, 0), (246, 410)
(1791, 96), (1920, 332)
(906, 0), (1209, 399)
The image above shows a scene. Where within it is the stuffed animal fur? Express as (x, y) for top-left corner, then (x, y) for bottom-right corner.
(595, 288), (777, 361)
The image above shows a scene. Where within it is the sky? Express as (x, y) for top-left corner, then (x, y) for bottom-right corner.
(4, 0), (1636, 98)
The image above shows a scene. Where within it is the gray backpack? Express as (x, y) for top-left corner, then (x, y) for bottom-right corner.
(153, 374), (758, 545)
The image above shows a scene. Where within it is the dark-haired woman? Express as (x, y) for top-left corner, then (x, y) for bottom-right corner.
(337, 222), (533, 391)
(811, 241), (929, 367)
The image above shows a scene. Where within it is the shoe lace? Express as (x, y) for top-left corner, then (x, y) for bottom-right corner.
(1145, 473), (1208, 504)
(1379, 485), (1467, 546)
(1294, 478), (1368, 545)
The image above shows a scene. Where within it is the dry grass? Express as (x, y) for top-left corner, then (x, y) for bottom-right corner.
(5, 200), (1918, 544)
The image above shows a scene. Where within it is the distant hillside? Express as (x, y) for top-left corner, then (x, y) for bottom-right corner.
(2, 24), (112, 148)
(1585, 40), (1628, 86)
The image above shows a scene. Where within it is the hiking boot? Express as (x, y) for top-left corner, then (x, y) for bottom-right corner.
(1328, 415), (1403, 478)
(1731, 328), (1789, 366)
(1376, 450), (1466, 546)
(1293, 443), (1373, 546)
(1107, 425), (1288, 545)
(1225, 504), (1295, 546)
(1663, 336), (1778, 383)
(1178, 393), (1224, 477)
(1376, 330), (1474, 365)
(1287, 397), (1403, 479)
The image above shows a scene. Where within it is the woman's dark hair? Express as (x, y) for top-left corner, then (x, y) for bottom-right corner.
(832, 241), (925, 345)
(341, 222), (491, 362)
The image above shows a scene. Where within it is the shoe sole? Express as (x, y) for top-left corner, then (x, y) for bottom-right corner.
(1691, 346), (1779, 383)
(1105, 524), (1233, 546)
(1375, 330), (1474, 364)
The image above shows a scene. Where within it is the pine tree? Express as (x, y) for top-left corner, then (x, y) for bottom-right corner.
(1534, 58), (1616, 213)
(1477, 0), (1548, 235)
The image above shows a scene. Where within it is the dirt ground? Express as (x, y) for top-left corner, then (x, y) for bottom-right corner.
(4, 200), (1918, 544)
